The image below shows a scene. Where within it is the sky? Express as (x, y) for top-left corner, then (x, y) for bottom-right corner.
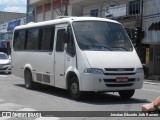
(0, 0), (27, 13)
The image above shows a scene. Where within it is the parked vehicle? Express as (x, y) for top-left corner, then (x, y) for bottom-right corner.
(11, 17), (144, 99)
(0, 52), (11, 74)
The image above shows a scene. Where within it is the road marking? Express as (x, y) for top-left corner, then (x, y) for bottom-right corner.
(0, 75), (7, 78)
(35, 117), (60, 120)
(144, 81), (160, 86)
(142, 88), (160, 93)
(16, 108), (37, 111)
(0, 103), (24, 111)
(0, 100), (61, 120)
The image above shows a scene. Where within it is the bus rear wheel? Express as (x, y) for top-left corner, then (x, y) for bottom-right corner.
(118, 90), (135, 99)
(24, 70), (35, 89)
(68, 76), (82, 100)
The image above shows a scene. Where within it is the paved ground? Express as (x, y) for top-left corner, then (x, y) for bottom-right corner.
(0, 74), (159, 120)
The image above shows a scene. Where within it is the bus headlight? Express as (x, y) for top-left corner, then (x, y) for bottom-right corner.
(136, 68), (144, 74)
(84, 68), (103, 74)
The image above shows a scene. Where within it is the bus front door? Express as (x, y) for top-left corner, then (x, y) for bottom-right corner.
(55, 28), (66, 89)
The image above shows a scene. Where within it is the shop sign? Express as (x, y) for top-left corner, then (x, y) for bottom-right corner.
(148, 22), (160, 31)
(7, 20), (20, 31)
(105, 4), (126, 18)
(113, 15), (140, 21)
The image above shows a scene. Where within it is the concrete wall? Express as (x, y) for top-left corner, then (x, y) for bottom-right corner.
(0, 12), (26, 23)
(142, 0), (160, 44)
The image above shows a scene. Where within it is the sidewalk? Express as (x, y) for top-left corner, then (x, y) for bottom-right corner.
(144, 79), (160, 86)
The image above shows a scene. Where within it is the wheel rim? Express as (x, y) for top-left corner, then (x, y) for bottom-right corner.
(71, 83), (78, 94)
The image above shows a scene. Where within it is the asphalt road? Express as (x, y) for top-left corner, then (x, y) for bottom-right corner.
(0, 74), (159, 120)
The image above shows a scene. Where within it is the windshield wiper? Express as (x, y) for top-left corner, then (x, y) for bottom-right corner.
(111, 47), (128, 51)
(86, 45), (112, 51)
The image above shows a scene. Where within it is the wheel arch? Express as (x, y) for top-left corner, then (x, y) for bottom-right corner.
(24, 64), (33, 80)
(65, 67), (80, 90)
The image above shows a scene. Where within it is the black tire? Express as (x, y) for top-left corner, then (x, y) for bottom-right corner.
(68, 76), (82, 100)
(118, 90), (135, 99)
(24, 70), (35, 89)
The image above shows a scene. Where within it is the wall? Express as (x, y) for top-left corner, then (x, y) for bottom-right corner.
(142, 0), (160, 44)
(0, 12), (26, 23)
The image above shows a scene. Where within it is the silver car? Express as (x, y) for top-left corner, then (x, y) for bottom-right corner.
(0, 52), (11, 74)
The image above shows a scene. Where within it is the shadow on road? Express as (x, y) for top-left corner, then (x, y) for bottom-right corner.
(15, 84), (150, 105)
(0, 72), (11, 75)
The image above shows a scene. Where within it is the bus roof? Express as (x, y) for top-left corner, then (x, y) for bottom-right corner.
(14, 16), (120, 30)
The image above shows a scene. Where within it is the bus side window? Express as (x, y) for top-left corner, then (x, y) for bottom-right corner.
(18, 30), (26, 50)
(13, 30), (26, 50)
(13, 31), (19, 50)
(66, 29), (76, 57)
(40, 27), (55, 51)
(56, 29), (65, 52)
(26, 28), (39, 50)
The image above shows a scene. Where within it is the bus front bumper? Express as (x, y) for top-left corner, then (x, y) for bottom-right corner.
(80, 73), (144, 92)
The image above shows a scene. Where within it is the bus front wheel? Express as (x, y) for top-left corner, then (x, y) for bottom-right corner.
(118, 90), (135, 99)
(24, 70), (35, 89)
(68, 76), (82, 100)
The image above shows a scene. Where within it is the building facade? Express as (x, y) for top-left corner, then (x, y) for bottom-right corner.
(142, 0), (160, 79)
(28, 0), (160, 79)
(0, 15), (26, 54)
(0, 12), (26, 23)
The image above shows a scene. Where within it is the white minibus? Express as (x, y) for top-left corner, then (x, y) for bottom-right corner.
(12, 17), (144, 100)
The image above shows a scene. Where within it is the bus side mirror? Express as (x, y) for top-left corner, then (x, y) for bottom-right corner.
(64, 30), (69, 43)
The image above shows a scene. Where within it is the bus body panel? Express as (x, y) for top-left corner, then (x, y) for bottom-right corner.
(11, 17), (144, 94)
(12, 51), (55, 86)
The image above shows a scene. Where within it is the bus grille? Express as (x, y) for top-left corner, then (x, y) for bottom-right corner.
(104, 78), (135, 87)
(104, 78), (135, 82)
(105, 68), (134, 71)
(105, 83), (133, 87)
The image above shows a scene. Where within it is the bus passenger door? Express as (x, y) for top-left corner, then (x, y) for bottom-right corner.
(54, 27), (66, 89)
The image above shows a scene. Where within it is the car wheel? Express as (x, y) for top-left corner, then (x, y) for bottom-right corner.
(118, 90), (135, 99)
(68, 76), (82, 100)
(24, 70), (35, 89)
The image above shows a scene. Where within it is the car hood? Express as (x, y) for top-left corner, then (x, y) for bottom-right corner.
(84, 51), (142, 69)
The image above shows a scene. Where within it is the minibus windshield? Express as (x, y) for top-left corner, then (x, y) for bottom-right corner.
(72, 21), (133, 51)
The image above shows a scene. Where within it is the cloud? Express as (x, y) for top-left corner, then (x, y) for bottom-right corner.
(0, 0), (26, 5)
(3, 6), (26, 13)
(0, 0), (26, 13)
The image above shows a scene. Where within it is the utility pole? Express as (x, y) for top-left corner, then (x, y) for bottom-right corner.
(26, 0), (29, 23)
(64, 0), (68, 16)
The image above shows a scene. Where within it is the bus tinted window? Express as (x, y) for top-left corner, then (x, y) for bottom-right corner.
(56, 29), (65, 52)
(66, 28), (76, 57)
(13, 30), (26, 50)
(18, 30), (26, 50)
(13, 31), (19, 50)
(73, 21), (133, 51)
(26, 28), (39, 50)
(41, 27), (54, 51)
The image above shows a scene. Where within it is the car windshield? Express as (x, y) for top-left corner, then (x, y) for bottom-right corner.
(72, 21), (133, 51)
(0, 53), (8, 60)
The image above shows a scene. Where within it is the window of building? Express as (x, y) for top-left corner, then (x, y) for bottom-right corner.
(26, 28), (39, 50)
(90, 9), (99, 17)
(129, 0), (140, 15)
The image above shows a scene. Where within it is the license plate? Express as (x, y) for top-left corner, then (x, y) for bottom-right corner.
(116, 77), (128, 82)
